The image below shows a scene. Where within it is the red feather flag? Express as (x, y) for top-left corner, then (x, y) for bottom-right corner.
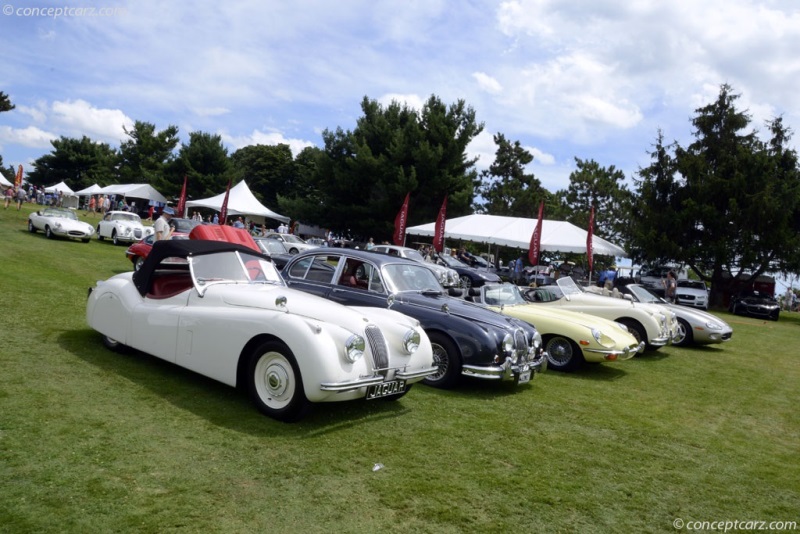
(433, 195), (448, 253)
(14, 165), (23, 189)
(176, 175), (188, 217)
(219, 178), (232, 224)
(528, 200), (544, 266)
(586, 204), (595, 275)
(392, 192), (410, 246)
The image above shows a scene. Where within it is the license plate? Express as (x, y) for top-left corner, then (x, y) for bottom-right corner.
(366, 380), (406, 399)
(516, 370), (532, 385)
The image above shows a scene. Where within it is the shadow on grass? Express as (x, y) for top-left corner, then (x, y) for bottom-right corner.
(59, 329), (415, 437)
(550, 362), (629, 381)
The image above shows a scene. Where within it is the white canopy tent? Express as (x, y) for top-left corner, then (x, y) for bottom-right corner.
(0, 174), (12, 189)
(405, 214), (627, 257)
(74, 183), (104, 196)
(97, 183), (168, 204)
(186, 181), (290, 223)
(44, 181), (76, 195)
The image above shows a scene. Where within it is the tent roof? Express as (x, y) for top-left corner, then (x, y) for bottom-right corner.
(0, 175), (12, 189)
(44, 181), (76, 195)
(98, 183), (168, 203)
(405, 213), (627, 257)
(185, 181), (290, 223)
(74, 183), (104, 196)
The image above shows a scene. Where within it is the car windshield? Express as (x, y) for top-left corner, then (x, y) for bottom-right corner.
(172, 218), (202, 233)
(438, 254), (468, 268)
(281, 234), (306, 244)
(190, 251), (283, 286)
(555, 276), (584, 296)
(383, 263), (442, 293)
(44, 208), (78, 220)
(401, 249), (426, 262)
(256, 239), (288, 255)
(111, 212), (141, 222)
(481, 284), (526, 306)
(471, 256), (490, 268)
(625, 284), (665, 303)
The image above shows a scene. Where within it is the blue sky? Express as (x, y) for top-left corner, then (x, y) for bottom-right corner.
(2, 0), (800, 195)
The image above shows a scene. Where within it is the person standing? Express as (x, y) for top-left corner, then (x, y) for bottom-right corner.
(154, 206), (174, 241)
(15, 186), (26, 210)
(663, 271), (677, 303)
(88, 195), (96, 216)
(514, 254), (524, 285)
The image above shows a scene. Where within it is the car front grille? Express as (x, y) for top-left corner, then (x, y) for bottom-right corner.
(514, 328), (529, 361)
(133, 228), (143, 239)
(364, 324), (389, 374)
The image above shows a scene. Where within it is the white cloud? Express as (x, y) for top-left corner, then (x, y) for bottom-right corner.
(472, 72), (503, 95)
(220, 129), (316, 157)
(0, 125), (57, 149)
(50, 100), (134, 144)
(377, 93), (426, 111)
(16, 103), (48, 123)
(192, 107), (231, 118)
(528, 146), (555, 165)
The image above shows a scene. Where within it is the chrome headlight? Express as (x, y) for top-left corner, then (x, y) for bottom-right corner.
(705, 321), (723, 330)
(591, 328), (603, 344)
(532, 331), (542, 351)
(54, 222), (63, 229)
(345, 334), (365, 363)
(403, 329), (421, 354)
(502, 333), (515, 356)
(448, 270), (460, 286)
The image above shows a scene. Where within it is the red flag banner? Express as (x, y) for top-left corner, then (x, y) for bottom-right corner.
(14, 165), (23, 189)
(176, 175), (188, 217)
(528, 200), (544, 266)
(433, 195), (448, 253)
(586, 205), (595, 274)
(219, 178), (232, 224)
(392, 192), (410, 246)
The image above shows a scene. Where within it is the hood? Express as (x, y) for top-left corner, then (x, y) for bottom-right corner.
(221, 284), (378, 332)
(392, 290), (525, 331)
(665, 304), (728, 325)
(506, 303), (627, 331)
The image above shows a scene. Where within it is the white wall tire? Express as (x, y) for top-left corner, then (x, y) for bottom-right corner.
(247, 340), (310, 422)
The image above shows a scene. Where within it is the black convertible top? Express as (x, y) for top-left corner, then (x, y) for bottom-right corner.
(132, 239), (269, 297)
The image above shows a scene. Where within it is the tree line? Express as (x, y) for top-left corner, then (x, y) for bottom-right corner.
(3, 86), (799, 306)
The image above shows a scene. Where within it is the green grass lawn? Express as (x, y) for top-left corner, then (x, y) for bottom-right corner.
(1, 205), (798, 533)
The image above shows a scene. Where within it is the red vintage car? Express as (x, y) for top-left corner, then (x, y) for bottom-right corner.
(125, 218), (202, 271)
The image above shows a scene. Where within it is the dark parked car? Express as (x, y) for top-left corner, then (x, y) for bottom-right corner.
(435, 253), (502, 289)
(282, 248), (546, 389)
(728, 291), (780, 321)
(253, 237), (293, 270)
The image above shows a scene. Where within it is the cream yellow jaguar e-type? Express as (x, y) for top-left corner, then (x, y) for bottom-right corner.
(469, 283), (644, 372)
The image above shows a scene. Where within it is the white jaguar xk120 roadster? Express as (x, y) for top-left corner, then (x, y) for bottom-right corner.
(86, 238), (436, 422)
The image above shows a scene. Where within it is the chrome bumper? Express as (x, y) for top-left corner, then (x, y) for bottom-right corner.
(461, 353), (547, 382)
(319, 365), (438, 392)
(583, 341), (645, 359)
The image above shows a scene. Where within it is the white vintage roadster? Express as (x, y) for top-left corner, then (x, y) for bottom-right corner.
(28, 207), (95, 242)
(86, 239), (436, 422)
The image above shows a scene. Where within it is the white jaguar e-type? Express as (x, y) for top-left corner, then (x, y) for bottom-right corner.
(86, 239), (436, 422)
(28, 207), (95, 242)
